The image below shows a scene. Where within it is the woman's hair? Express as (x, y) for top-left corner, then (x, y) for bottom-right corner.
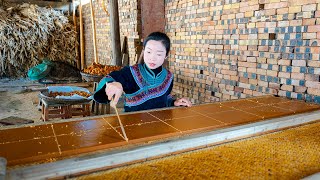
(143, 32), (171, 56)
(138, 32), (171, 66)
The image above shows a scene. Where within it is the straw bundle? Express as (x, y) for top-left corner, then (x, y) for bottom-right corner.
(0, 3), (78, 77)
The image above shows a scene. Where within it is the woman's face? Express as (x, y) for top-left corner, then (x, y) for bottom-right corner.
(143, 40), (167, 69)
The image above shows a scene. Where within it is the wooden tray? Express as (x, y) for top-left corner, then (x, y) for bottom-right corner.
(39, 89), (92, 105)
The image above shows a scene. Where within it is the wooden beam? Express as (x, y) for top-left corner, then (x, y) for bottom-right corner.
(73, 0), (80, 69)
(109, 0), (122, 66)
(89, 0), (98, 64)
(79, 0), (85, 69)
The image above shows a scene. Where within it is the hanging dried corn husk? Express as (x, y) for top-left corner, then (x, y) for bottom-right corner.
(0, 3), (78, 77)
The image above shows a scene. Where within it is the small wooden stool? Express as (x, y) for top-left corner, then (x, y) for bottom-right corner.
(69, 103), (91, 117)
(41, 99), (91, 121)
(41, 99), (70, 121)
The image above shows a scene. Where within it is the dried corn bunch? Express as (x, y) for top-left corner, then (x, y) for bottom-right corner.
(0, 3), (78, 77)
(83, 63), (122, 76)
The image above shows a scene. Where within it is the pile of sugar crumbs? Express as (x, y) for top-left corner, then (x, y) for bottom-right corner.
(75, 122), (320, 179)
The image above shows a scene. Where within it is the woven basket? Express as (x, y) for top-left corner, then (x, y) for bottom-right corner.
(39, 89), (92, 105)
(80, 72), (104, 82)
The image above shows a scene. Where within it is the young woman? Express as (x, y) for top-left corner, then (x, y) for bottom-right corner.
(94, 32), (192, 112)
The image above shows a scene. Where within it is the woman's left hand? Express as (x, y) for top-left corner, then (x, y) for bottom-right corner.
(174, 98), (192, 107)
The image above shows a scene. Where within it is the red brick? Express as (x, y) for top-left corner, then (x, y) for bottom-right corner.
(258, 80), (268, 87)
(267, 58), (278, 65)
(257, 57), (267, 63)
(239, 45), (248, 50)
(277, 8), (289, 15)
(240, 34), (248, 39)
(288, 1), (317, 6)
(266, 22), (277, 27)
(303, 33), (317, 39)
(247, 57), (257, 62)
(239, 82), (251, 89)
(265, 2), (288, 9)
(291, 73), (304, 80)
(243, 89), (253, 95)
(302, 4), (317, 12)
(221, 70), (237, 76)
(268, 88), (278, 95)
(267, 70), (278, 77)
(258, 46), (269, 51)
(223, 94), (232, 101)
(226, 85), (235, 91)
(295, 86), (307, 93)
(290, 20), (302, 26)
(265, 9), (276, 16)
(238, 67), (247, 72)
(305, 74), (319, 81)
(247, 68), (257, 73)
(239, 77), (249, 83)
(310, 47), (320, 54)
(306, 81), (320, 89)
(256, 22), (266, 28)
(235, 87), (244, 93)
(307, 88), (320, 96)
(269, 83), (280, 89)
(289, 6), (302, 14)
(278, 59), (291, 66)
(303, 18), (316, 26)
(291, 79), (300, 86)
(236, 13), (245, 18)
(257, 69), (267, 75)
(291, 67), (301, 73)
(248, 45), (257, 51)
(238, 62), (257, 68)
(278, 72), (291, 78)
(278, 90), (286, 97)
(292, 60), (306, 67)
(230, 76), (239, 81)
(308, 25), (320, 32)
(281, 85), (293, 91)
(307, 60), (320, 67)
(249, 79), (258, 85)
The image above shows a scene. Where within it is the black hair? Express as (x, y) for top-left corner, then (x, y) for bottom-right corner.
(143, 32), (171, 56)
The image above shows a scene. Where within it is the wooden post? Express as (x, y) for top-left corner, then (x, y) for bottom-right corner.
(72, 0), (80, 69)
(79, 0), (85, 69)
(89, 0), (98, 64)
(109, 0), (122, 66)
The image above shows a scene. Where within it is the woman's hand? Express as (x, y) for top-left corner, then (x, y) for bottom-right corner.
(105, 82), (123, 107)
(174, 97), (192, 107)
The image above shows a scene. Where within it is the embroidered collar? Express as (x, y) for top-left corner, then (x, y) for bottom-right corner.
(130, 64), (168, 88)
(126, 64), (173, 107)
(143, 63), (163, 77)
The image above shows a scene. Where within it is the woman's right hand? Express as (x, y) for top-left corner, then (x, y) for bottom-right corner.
(105, 82), (123, 107)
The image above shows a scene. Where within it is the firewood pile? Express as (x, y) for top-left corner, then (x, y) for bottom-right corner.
(0, 3), (78, 77)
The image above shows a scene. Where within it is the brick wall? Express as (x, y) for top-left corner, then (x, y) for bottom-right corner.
(165, 0), (320, 104)
(83, 0), (141, 66)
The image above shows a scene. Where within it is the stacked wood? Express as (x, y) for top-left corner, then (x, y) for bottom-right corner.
(0, 3), (78, 77)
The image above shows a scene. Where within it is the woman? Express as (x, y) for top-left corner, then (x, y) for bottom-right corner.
(94, 32), (192, 112)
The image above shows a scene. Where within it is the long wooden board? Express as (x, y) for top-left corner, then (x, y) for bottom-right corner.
(7, 110), (320, 180)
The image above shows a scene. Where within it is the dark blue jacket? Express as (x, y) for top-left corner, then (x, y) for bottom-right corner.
(94, 63), (174, 112)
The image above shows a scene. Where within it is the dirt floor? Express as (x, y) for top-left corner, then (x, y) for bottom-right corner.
(0, 78), (120, 128)
(0, 78), (44, 127)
